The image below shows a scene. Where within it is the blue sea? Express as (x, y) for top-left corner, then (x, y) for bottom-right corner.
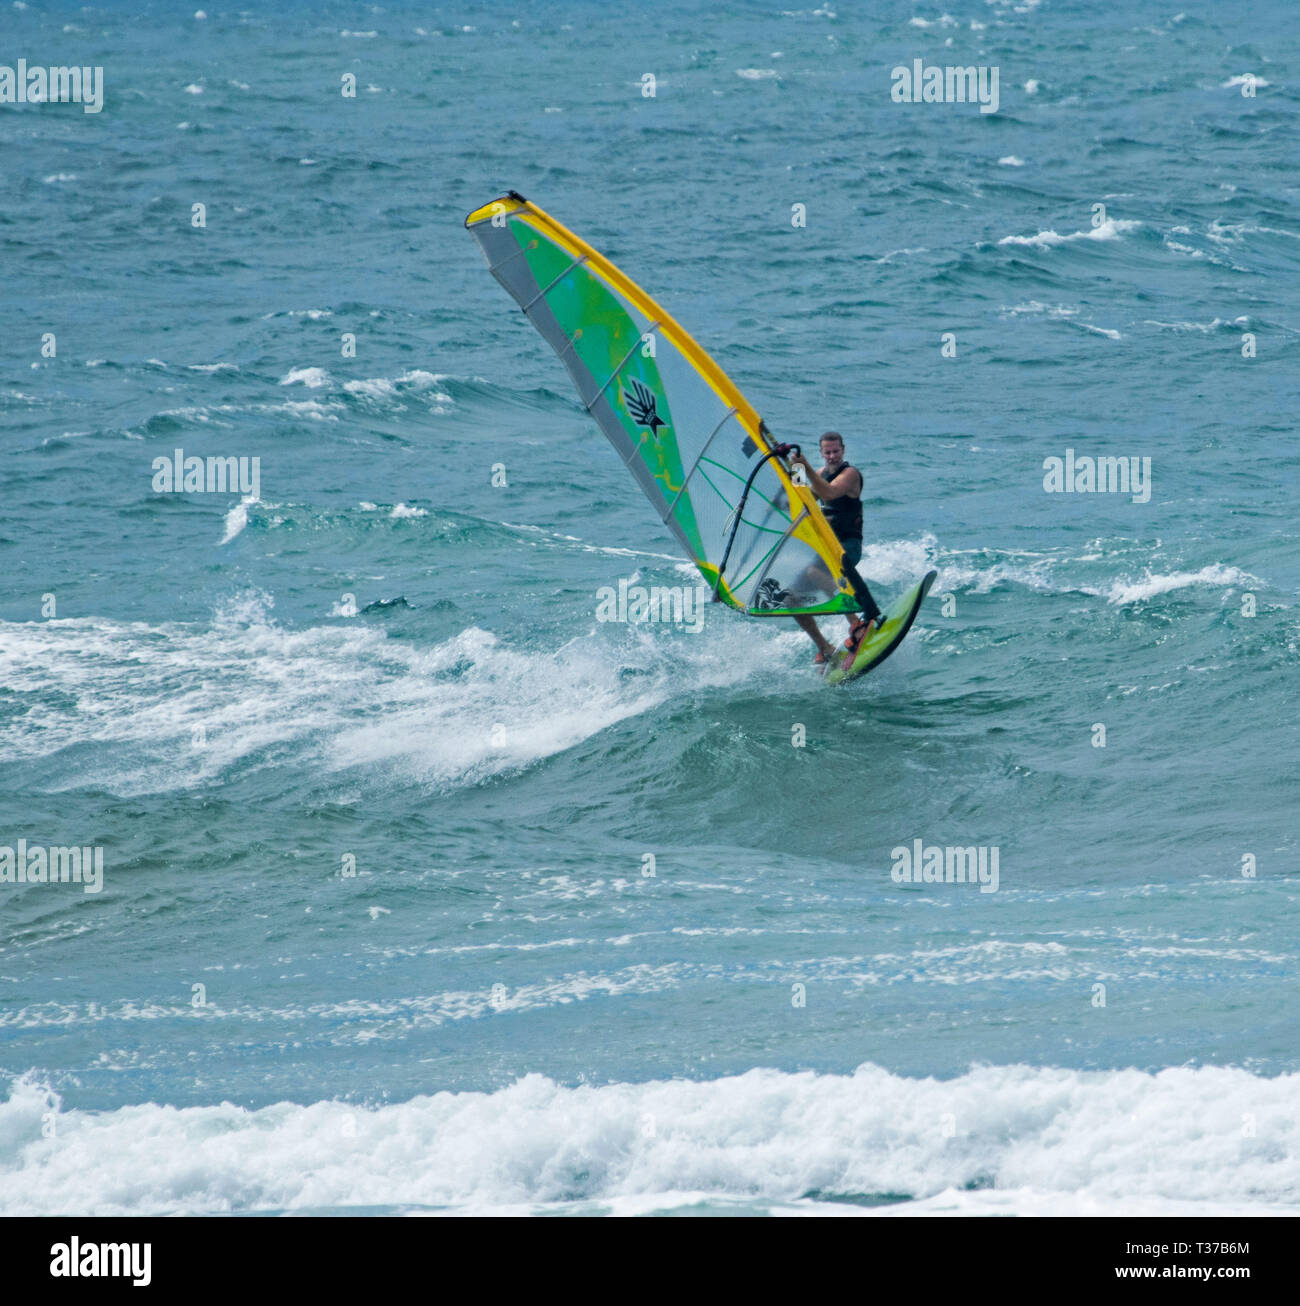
(2, 0), (1297, 1216)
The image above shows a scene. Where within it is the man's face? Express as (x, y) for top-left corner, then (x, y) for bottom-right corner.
(820, 439), (844, 465)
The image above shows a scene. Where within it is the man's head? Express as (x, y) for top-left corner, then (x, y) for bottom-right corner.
(819, 431), (845, 464)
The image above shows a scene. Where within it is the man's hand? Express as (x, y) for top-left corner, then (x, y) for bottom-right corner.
(788, 450), (813, 487)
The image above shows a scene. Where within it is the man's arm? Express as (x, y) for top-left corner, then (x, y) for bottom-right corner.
(790, 453), (861, 501)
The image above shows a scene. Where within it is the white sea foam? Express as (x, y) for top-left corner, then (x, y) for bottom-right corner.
(343, 377), (396, 398)
(279, 366), (330, 387)
(268, 399), (339, 421)
(219, 495), (260, 544)
(858, 534), (937, 585)
(875, 246), (928, 263)
(0, 962), (693, 1036)
(0, 547), (1255, 796)
(999, 301), (1119, 337)
(853, 534), (1054, 598)
(503, 521), (681, 564)
(1161, 234), (1245, 271)
(1, 1063), (1295, 1215)
(0, 599), (778, 796)
(1143, 317), (1248, 333)
(343, 372), (452, 404)
(998, 218), (1140, 249)
(1107, 564), (1254, 606)
(392, 369), (442, 388)
(1208, 220), (1299, 246)
(936, 551), (1056, 595)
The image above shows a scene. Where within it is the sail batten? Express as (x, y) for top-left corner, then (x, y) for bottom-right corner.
(588, 322), (661, 414)
(521, 254), (590, 312)
(664, 407), (737, 524)
(465, 194), (862, 618)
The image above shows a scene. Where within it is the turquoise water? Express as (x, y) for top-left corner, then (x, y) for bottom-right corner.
(1, 0), (1297, 1214)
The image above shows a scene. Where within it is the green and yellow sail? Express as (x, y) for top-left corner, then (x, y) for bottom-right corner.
(464, 193), (862, 618)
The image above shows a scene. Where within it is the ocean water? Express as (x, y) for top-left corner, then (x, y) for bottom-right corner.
(2, 0), (1298, 1216)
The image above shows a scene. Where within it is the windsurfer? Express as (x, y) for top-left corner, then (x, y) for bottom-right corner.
(788, 432), (881, 666)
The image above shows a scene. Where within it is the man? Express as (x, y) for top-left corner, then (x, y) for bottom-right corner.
(788, 431), (881, 667)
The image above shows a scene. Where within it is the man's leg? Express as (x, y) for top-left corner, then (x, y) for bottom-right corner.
(789, 560), (839, 659)
(793, 613), (837, 660)
(841, 542), (881, 650)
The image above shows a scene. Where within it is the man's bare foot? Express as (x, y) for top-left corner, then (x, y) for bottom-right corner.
(844, 618), (878, 655)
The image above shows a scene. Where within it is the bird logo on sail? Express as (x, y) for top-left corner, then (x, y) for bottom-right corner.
(753, 578), (796, 611)
(622, 377), (666, 433)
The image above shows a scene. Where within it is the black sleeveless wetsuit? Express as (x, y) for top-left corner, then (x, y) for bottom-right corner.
(820, 463), (863, 546)
(819, 462), (881, 624)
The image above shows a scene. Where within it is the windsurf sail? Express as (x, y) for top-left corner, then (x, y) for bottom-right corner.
(465, 192), (870, 618)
